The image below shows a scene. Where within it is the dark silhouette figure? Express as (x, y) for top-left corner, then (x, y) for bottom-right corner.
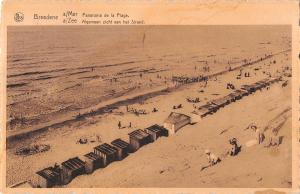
(152, 108), (158, 112)
(229, 138), (241, 156)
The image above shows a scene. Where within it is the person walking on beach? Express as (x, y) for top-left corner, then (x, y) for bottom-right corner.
(118, 121), (122, 129)
(129, 122), (132, 128)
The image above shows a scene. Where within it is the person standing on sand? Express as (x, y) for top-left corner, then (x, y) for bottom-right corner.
(118, 121), (122, 129)
(129, 122), (132, 128)
(255, 127), (265, 144)
(228, 138), (241, 156)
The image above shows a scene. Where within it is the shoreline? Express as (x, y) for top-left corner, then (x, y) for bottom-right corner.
(6, 49), (292, 187)
(6, 49), (290, 145)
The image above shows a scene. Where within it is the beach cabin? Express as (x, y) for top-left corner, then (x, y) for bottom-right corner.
(190, 110), (202, 123)
(261, 78), (270, 84)
(93, 143), (117, 167)
(163, 112), (191, 135)
(111, 138), (130, 160)
(144, 124), (168, 141)
(83, 152), (102, 174)
(222, 95), (233, 104)
(35, 166), (61, 188)
(226, 92), (240, 102)
(241, 84), (256, 93)
(211, 97), (230, 108)
(128, 129), (151, 152)
(234, 89), (249, 98)
(258, 79), (270, 87)
(269, 77), (280, 84)
(253, 82), (265, 90)
(204, 103), (218, 114)
(61, 157), (85, 185)
(191, 102), (218, 122)
(192, 104), (213, 119)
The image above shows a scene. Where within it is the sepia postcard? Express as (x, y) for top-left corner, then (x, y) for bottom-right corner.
(0, 0), (299, 194)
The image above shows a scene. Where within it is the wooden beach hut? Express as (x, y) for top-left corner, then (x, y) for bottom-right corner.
(191, 102), (221, 122)
(255, 79), (269, 88)
(163, 112), (191, 135)
(253, 81), (266, 90)
(144, 124), (168, 141)
(83, 152), (102, 174)
(111, 138), (130, 160)
(241, 84), (257, 93)
(197, 105), (211, 117)
(211, 97), (230, 108)
(61, 157), (85, 185)
(93, 143), (117, 167)
(227, 92), (240, 102)
(35, 166), (61, 188)
(128, 129), (151, 152)
(268, 77), (280, 84)
(202, 103), (219, 117)
(261, 78), (270, 85)
(234, 89), (249, 98)
(190, 110), (202, 123)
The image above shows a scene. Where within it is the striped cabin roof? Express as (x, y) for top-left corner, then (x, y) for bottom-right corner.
(241, 84), (255, 90)
(256, 80), (267, 85)
(145, 124), (163, 133)
(234, 89), (249, 95)
(253, 82), (265, 88)
(268, 77), (280, 83)
(164, 112), (190, 124)
(111, 138), (129, 149)
(260, 78), (270, 83)
(94, 143), (117, 155)
(211, 97), (229, 106)
(84, 152), (100, 161)
(197, 104), (215, 114)
(61, 157), (85, 170)
(227, 92), (238, 98)
(36, 167), (59, 181)
(128, 129), (150, 140)
(227, 92), (245, 100)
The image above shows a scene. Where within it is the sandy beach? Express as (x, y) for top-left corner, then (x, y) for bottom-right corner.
(6, 26), (292, 187)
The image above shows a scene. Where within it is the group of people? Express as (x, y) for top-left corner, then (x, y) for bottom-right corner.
(173, 104), (183, 109)
(244, 72), (251, 77)
(236, 69), (250, 79)
(226, 83), (235, 90)
(201, 137), (241, 171)
(202, 123), (281, 171)
(248, 123), (280, 147)
(186, 97), (200, 103)
(126, 106), (148, 116)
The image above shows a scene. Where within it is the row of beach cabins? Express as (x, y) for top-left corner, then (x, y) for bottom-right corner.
(191, 77), (281, 121)
(32, 124), (169, 188)
(31, 76), (281, 188)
